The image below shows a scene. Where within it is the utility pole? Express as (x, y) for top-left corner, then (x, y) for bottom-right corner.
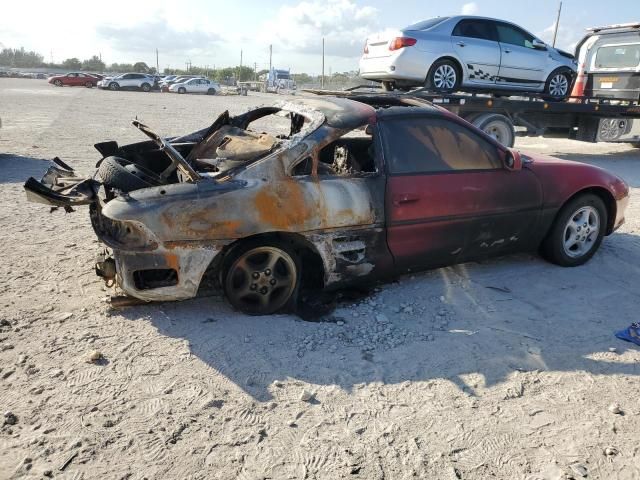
(156, 48), (159, 74)
(321, 37), (325, 89)
(269, 44), (273, 75)
(552, 1), (562, 47)
(254, 62), (257, 81)
(239, 49), (243, 82)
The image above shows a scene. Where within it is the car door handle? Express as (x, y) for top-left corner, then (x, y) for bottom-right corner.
(503, 49), (511, 53)
(393, 193), (420, 206)
(456, 41), (465, 47)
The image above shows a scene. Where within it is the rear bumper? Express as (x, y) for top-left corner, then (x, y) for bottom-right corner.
(359, 49), (431, 83)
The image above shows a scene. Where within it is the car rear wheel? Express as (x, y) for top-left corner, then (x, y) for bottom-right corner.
(178, 87), (186, 94)
(109, 82), (119, 91)
(85, 81), (93, 88)
(207, 88), (217, 95)
(471, 113), (515, 148)
(541, 194), (607, 267)
(223, 241), (300, 315)
(545, 69), (572, 100)
(54, 80), (63, 87)
(426, 59), (460, 93)
(141, 83), (151, 92)
(381, 81), (394, 92)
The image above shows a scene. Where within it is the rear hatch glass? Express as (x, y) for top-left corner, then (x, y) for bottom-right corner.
(595, 44), (640, 69)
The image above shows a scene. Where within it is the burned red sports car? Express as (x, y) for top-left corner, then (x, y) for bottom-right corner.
(24, 95), (629, 315)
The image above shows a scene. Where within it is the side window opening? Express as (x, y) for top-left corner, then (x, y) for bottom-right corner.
(292, 126), (378, 177)
(382, 116), (502, 174)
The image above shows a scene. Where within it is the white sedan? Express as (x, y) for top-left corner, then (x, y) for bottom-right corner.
(169, 78), (220, 95)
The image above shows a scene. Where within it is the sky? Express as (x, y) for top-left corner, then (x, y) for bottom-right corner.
(1, 0), (638, 74)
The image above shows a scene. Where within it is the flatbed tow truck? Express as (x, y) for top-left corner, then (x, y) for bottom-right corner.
(303, 87), (640, 149)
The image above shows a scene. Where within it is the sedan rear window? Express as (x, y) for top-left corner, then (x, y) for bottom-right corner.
(406, 17), (449, 31)
(595, 45), (640, 68)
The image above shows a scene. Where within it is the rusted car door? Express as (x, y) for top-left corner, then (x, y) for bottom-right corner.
(380, 113), (542, 269)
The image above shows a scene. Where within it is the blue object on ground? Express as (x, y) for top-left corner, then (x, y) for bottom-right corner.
(615, 323), (640, 346)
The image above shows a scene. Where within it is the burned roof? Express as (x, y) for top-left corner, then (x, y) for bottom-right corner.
(297, 92), (441, 125)
(292, 96), (378, 130)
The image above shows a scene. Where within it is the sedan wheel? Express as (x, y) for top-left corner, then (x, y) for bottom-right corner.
(541, 194), (607, 267)
(545, 70), (571, 100)
(178, 87), (186, 94)
(224, 244), (299, 315)
(109, 82), (119, 91)
(54, 80), (62, 87)
(562, 206), (600, 258)
(427, 60), (459, 92)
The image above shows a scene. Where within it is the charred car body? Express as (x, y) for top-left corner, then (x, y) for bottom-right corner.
(24, 95), (629, 315)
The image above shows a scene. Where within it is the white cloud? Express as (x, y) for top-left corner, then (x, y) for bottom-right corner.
(258, 0), (379, 59)
(461, 2), (479, 15)
(537, 20), (586, 53)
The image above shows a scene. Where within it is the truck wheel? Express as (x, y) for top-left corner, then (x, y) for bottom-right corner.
(472, 113), (515, 148)
(223, 241), (300, 315)
(425, 59), (460, 93)
(545, 68), (572, 100)
(541, 194), (607, 267)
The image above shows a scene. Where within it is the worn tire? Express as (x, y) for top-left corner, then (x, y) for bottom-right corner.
(425, 59), (461, 93)
(472, 113), (515, 148)
(222, 239), (301, 315)
(541, 193), (607, 267)
(98, 156), (161, 192)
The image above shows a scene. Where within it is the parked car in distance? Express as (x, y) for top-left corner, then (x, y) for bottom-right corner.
(98, 73), (157, 92)
(169, 78), (220, 95)
(573, 22), (640, 101)
(160, 75), (199, 92)
(24, 95), (629, 315)
(48, 72), (98, 88)
(360, 16), (577, 98)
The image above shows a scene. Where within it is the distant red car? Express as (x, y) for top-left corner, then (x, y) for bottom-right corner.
(48, 72), (97, 88)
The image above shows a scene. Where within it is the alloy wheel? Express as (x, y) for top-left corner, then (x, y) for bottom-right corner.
(549, 74), (569, 97)
(225, 246), (297, 314)
(562, 206), (600, 258)
(433, 65), (457, 90)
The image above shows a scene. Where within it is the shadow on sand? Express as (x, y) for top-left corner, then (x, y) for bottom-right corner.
(0, 153), (50, 184)
(116, 229), (640, 402)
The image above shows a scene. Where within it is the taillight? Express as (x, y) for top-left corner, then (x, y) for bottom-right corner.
(389, 37), (417, 51)
(364, 41), (369, 54)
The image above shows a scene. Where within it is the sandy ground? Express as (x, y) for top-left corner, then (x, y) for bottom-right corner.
(0, 78), (639, 480)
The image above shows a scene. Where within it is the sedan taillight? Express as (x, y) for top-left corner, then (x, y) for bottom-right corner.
(389, 37), (417, 51)
(364, 41), (369, 54)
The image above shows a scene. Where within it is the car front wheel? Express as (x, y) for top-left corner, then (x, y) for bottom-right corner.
(178, 87), (186, 94)
(54, 80), (63, 87)
(141, 83), (151, 92)
(223, 242), (300, 315)
(545, 69), (572, 100)
(541, 194), (607, 267)
(109, 82), (119, 91)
